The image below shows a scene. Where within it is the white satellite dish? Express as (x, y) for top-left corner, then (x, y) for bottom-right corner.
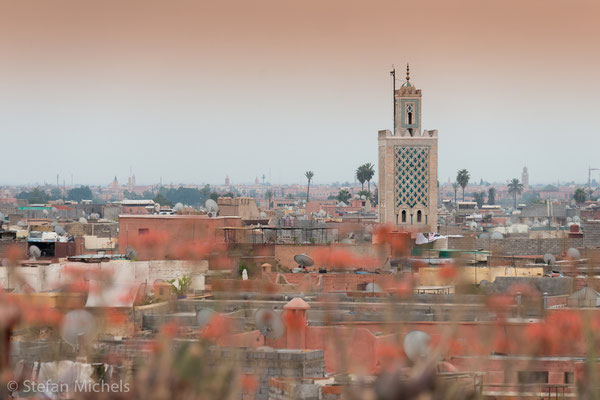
(196, 308), (216, 329)
(566, 248), (581, 260)
(260, 211), (267, 219)
(29, 245), (41, 259)
(173, 202), (184, 212)
(205, 199), (219, 214)
(491, 232), (504, 240)
(403, 330), (431, 363)
(479, 233), (490, 240)
(125, 247), (138, 260)
(543, 253), (556, 265)
(54, 226), (66, 236)
(60, 310), (98, 349)
(365, 282), (383, 293)
(79, 217), (88, 224)
(255, 309), (285, 344)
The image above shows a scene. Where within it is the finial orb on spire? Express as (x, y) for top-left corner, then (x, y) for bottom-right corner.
(402, 63), (412, 87)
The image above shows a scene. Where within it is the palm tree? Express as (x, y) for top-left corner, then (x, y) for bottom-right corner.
(452, 182), (459, 204)
(507, 178), (524, 209)
(456, 169), (470, 201)
(304, 171), (314, 203)
(363, 163), (375, 193)
(265, 190), (274, 209)
(356, 165), (367, 191)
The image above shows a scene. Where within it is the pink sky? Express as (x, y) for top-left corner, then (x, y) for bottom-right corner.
(1, 0), (599, 185)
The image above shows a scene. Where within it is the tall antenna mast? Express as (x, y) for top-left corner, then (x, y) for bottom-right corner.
(390, 66), (396, 134)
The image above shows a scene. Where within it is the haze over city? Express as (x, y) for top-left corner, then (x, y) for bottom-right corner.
(2, 0), (599, 185)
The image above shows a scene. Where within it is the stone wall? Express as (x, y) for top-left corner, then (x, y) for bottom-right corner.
(471, 237), (583, 255)
(0, 260), (208, 292)
(205, 348), (325, 400)
(273, 243), (385, 271)
(583, 220), (600, 248)
(268, 377), (339, 400)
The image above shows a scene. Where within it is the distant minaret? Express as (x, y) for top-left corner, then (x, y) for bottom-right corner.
(225, 175), (230, 186)
(522, 166), (529, 190)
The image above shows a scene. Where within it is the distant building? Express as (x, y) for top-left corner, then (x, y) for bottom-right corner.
(378, 65), (438, 231)
(522, 166), (529, 190)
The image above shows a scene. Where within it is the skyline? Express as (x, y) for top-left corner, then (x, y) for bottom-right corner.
(2, 0), (599, 185)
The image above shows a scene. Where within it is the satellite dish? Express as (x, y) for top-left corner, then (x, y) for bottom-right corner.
(294, 254), (314, 267)
(125, 247), (138, 260)
(0, 212), (5, 221)
(341, 238), (353, 244)
(491, 232), (504, 240)
(479, 233), (490, 240)
(29, 245), (41, 259)
(51, 221), (59, 227)
(90, 213), (100, 219)
(196, 308), (216, 329)
(17, 221), (26, 227)
(42, 209), (49, 215)
(543, 253), (556, 265)
(403, 330), (431, 363)
(255, 309), (284, 343)
(260, 211), (267, 219)
(60, 310), (98, 348)
(54, 226), (66, 236)
(79, 217), (88, 224)
(365, 282), (383, 293)
(566, 248), (580, 260)
(173, 202), (184, 212)
(205, 199), (219, 213)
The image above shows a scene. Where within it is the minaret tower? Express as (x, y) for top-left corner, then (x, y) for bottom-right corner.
(378, 64), (438, 231)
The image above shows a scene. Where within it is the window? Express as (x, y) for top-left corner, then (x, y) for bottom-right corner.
(138, 228), (149, 236)
(408, 111), (413, 125)
(401, 210), (406, 223)
(517, 371), (548, 384)
(565, 372), (575, 384)
(417, 210), (422, 223)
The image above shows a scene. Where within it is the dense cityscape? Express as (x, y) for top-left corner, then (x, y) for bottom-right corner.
(2, 0), (600, 399)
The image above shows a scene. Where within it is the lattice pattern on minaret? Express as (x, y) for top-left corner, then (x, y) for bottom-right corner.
(394, 146), (429, 208)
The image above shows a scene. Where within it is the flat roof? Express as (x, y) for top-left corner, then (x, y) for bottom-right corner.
(119, 214), (241, 220)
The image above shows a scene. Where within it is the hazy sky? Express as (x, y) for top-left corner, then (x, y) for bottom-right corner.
(2, 0), (599, 186)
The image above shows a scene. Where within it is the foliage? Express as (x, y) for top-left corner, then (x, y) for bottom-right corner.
(167, 275), (192, 297)
(154, 193), (174, 207)
(472, 191), (486, 208)
(17, 187), (50, 204)
(67, 186), (93, 202)
(507, 178), (524, 209)
(456, 169), (470, 201)
(357, 190), (372, 200)
(487, 187), (496, 205)
(356, 163), (375, 192)
(336, 189), (352, 203)
(574, 188), (587, 203)
(124, 190), (142, 200)
(452, 182), (459, 204)
(158, 185), (212, 206)
(304, 171), (314, 203)
(264, 190), (273, 209)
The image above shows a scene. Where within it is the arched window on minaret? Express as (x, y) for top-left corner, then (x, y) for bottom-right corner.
(417, 210), (422, 223)
(401, 210), (407, 223)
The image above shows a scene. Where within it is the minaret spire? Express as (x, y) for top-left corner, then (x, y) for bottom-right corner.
(405, 63), (410, 85)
